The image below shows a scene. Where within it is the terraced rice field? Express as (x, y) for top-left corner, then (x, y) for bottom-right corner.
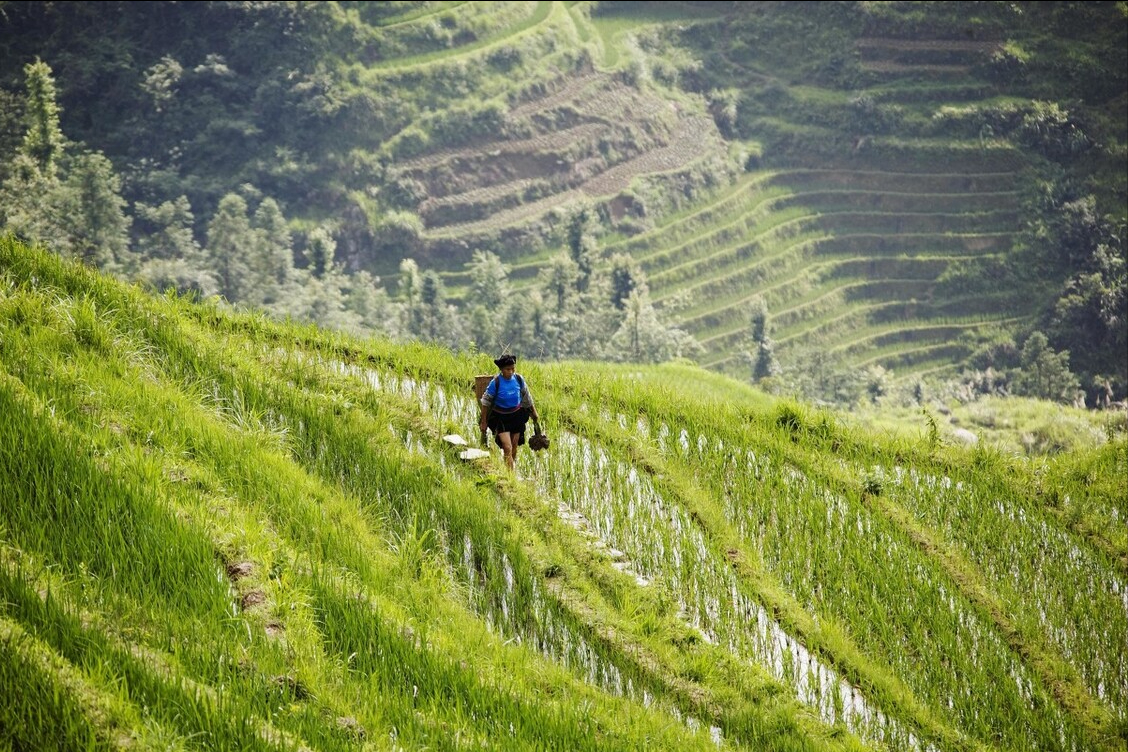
(2, 238), (1124, 750)
(361, 3), (1051, 385)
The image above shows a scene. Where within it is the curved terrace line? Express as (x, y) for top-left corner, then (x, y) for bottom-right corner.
(670, 274), (929, 328)
(845, 342), (973, 372)
(698, 302), (1018, 356)
(770, 286), (1027, 336)
(651, 231), (1005, 308)
(822, 315), (1033, 356)
(368, 1), (469, 29)
(362, 0), (555, 72)
(422, 118), (722, 238)
(606, 165), (1018, 270)
(396, 121), (607, 173)
(644, 203), (1019, 286)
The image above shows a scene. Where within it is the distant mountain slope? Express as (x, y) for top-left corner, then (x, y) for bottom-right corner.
(2, 236), (1125, 751)
(0, 0), (1123, 399)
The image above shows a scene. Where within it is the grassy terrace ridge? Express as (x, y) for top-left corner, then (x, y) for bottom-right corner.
(600, 168), (1019, 268)
(684, 278), (971, 335)
(419, 129), (725, 239)
(655, 243), (1002, 310)
(700, 309), (1030, 373)
(367, 2), (468, 28)
(3, 237), (1126, 752)
(360, 1), (552, 71)
(325, 1), (1088, 396)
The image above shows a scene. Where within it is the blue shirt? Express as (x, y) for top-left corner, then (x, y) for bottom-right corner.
(482, 373), (532, 412)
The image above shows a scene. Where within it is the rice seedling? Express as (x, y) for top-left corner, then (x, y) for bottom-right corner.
(2, 238), (1122, 751)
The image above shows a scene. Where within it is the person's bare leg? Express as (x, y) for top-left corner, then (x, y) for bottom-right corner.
(498, 432), (516, 470)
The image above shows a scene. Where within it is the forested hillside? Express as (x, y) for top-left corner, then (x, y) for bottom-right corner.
(0, 1), (1124, 410)
(1, 235), (1125, 751)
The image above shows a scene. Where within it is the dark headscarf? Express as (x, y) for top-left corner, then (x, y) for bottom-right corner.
(493, 354), (516, 368)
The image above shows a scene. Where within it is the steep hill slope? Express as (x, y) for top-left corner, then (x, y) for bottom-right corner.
(2, 236), (1125, 751)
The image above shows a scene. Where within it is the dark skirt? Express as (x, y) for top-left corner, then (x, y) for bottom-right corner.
(488, 407), (529, 446)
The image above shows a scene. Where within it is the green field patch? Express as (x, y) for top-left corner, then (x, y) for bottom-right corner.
(856, 39), (1000, 68)
(361, 1), (551, 71)
(363, 2), (467, 28)
(769, 168), (1021, 194)
(603, 172), (786, 256)
(824, 315), (1030, 359)
(862, 81), (1005, 105)
(652, 230), (1001, 317)
(588, 2), (729, 69)
(773, 188), (1020, 215)
(649, 224), (831, 299)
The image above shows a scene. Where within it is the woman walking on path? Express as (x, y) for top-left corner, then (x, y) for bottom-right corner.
(479, 354), (540, 471)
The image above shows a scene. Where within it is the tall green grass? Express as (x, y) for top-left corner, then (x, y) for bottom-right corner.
(2, 237), (1123, 751)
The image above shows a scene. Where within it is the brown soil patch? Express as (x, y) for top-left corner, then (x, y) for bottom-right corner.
(241, 590), (267, 610)
(226, 561), (254, 580)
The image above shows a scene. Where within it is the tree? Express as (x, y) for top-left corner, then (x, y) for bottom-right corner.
(1048, 237), (1127, 388)
(134, 195), (215, 298)
(414, 270), (465, 348)
(753, 337), (781, 381)
(467, 304), (495, 353)
(0, 153), (64, 249)
(466, 249), (510, 310)
(607, 290), (702, 363)
(134, 196), (202, 261)
(567, 207), (597, 293)
(746, 296), (778, 383)
(419, 270), (446, 341)
(1011, 331), (1080, 403)
(0, 60), (67, 251)
(540, 253), (579, 311)
(57, 150), (134, 273)
(235, 198), (296, 307)
(398, 258), (423, 335)
(304, 225), (335, 280)
(141, 55), (184, 113)
(205, 193), (254, 302)
(609, 252), (645, 310)
(500, 295), (533, 354)
(253, 198), (295, 286)
(300, 268), (361, 334)
(780, 346), (863, 406)
(749, 296), (769, 344)
(345, 269), (398, 338)
(864, 364), (891, 405)
(20, 59), (65, 178)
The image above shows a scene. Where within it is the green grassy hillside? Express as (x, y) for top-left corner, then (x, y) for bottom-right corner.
(2, 236), (1125, 751)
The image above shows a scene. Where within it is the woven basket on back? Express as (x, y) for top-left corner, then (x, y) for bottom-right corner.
(472, 374), (494, 402)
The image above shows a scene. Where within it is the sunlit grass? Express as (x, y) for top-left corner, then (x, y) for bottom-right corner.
(2, 237), (1123, 752)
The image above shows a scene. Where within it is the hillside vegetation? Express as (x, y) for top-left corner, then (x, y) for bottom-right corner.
(1, 236), (1125, 750)
(0, 1), (1124, 409)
